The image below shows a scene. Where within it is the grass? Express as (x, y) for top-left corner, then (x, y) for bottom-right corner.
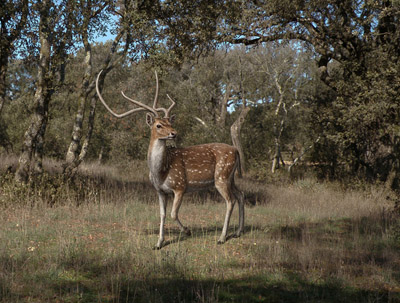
(0, 155), (399, 302)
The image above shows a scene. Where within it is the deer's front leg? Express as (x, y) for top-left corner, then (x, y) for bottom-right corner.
(156, 192), (167, 249)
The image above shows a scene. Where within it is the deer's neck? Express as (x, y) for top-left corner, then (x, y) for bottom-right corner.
(148, 138), (169, 185)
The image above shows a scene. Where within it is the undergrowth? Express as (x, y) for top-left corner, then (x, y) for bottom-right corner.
(0, 158), (399, 302)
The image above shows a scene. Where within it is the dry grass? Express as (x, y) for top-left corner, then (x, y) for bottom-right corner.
(0, 157), (399, 302)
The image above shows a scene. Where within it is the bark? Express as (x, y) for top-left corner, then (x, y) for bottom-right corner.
(64, 34), (92, 172)
(64, 94), (98, 178)
(32, 117), (48, 175)
(78, 94), (97, 162)
(15, 0), (52, 182)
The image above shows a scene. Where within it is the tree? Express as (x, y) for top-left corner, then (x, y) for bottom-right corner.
(63, 0), (114, 177)
(249, 43), (315, 173)
(15, 0), (74, 181)
(220, 0), (400, 183)
(0, 0), (28, 115)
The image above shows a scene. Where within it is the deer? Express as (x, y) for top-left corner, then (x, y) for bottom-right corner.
(96, 70), (244, 249)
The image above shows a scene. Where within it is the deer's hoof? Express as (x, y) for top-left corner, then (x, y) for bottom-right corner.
(185, 229), (192, 236)
(217, 239), (225, 245)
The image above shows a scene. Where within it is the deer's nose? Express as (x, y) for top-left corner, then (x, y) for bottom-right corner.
(170, 131), (177, 138)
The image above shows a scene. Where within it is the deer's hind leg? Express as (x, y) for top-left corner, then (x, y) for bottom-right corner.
(215, 180), (235, 244)
(171, 190), (191, 236)
(232, 183), (244, 238)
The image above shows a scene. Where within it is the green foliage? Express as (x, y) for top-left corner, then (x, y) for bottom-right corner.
(311, 46), (400, 183)
(3, 0), (400, 186)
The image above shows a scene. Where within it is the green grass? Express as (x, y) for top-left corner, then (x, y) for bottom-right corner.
(0, 158), (399, 302)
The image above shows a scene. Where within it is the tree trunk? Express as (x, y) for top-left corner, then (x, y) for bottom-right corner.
(218, 84), (230, 128)
(0, 58), (8, 115)
(32, 117), (48, 176)
(231, 106), (250, 174)
(270, 75), (290, 174)
(271, 118), (285, 173)
(64, 35), (92, 177)
(63, 26), (126, 178)
(15, 0), (52, 182)
(64, 94), (98, 177)
(271, 140), (281, 174)
(97, 146), (104, 164)
(78, 94), (97, 162)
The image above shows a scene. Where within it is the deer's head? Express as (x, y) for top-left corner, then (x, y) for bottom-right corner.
(147, 116), (177, 140)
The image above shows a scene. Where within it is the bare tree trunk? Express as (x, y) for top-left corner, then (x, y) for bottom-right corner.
(32, 117), (48, 176)
(64, 34), (92, 177)
(271, 141), (280, 173)
(230, 56), (249, 174)
(64, 93), (97, 178)
(218, 84), (230, 128)
(270, 74), (299, 174)
(97, 146), (104, 164)
(63, 23), (126, 178)
(78, 95), (97, 162)
(271, 118), (285, 173)
(15, 1), (52, 182)
(231, 106), (250, 174)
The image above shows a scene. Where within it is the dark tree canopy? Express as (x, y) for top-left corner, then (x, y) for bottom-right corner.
(1, 0), (400, 187)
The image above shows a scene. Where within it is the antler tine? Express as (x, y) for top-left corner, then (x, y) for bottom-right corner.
(165, 94), (176, 118)
(153, 70), (159, 109)
(96, 70), (149, 118)
(150, 70), (176, 118)
(121, 91), (159, 117)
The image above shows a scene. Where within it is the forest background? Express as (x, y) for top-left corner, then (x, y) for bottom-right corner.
(1, 0), (399, 185)
(1, 1), (400, 302)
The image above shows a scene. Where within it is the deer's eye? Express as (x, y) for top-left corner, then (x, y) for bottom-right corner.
(156, 124), (162, 129)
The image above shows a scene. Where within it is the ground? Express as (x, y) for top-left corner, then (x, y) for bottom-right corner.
(0, 158), (399, 302)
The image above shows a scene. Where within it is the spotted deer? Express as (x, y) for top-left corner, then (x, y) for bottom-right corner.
(96, 70), (244, 249)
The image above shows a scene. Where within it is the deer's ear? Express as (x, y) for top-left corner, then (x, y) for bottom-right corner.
(169, 114), (176, 124)
(146, 113), (154, 127)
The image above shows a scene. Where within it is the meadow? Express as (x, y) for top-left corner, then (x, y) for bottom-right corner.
(0, 155), (399, 302)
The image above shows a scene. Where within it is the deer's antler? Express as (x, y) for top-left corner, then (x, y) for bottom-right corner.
(96, 70), (176, 118)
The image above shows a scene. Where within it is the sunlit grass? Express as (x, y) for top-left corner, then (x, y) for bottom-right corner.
(0, 158), (399, 302)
